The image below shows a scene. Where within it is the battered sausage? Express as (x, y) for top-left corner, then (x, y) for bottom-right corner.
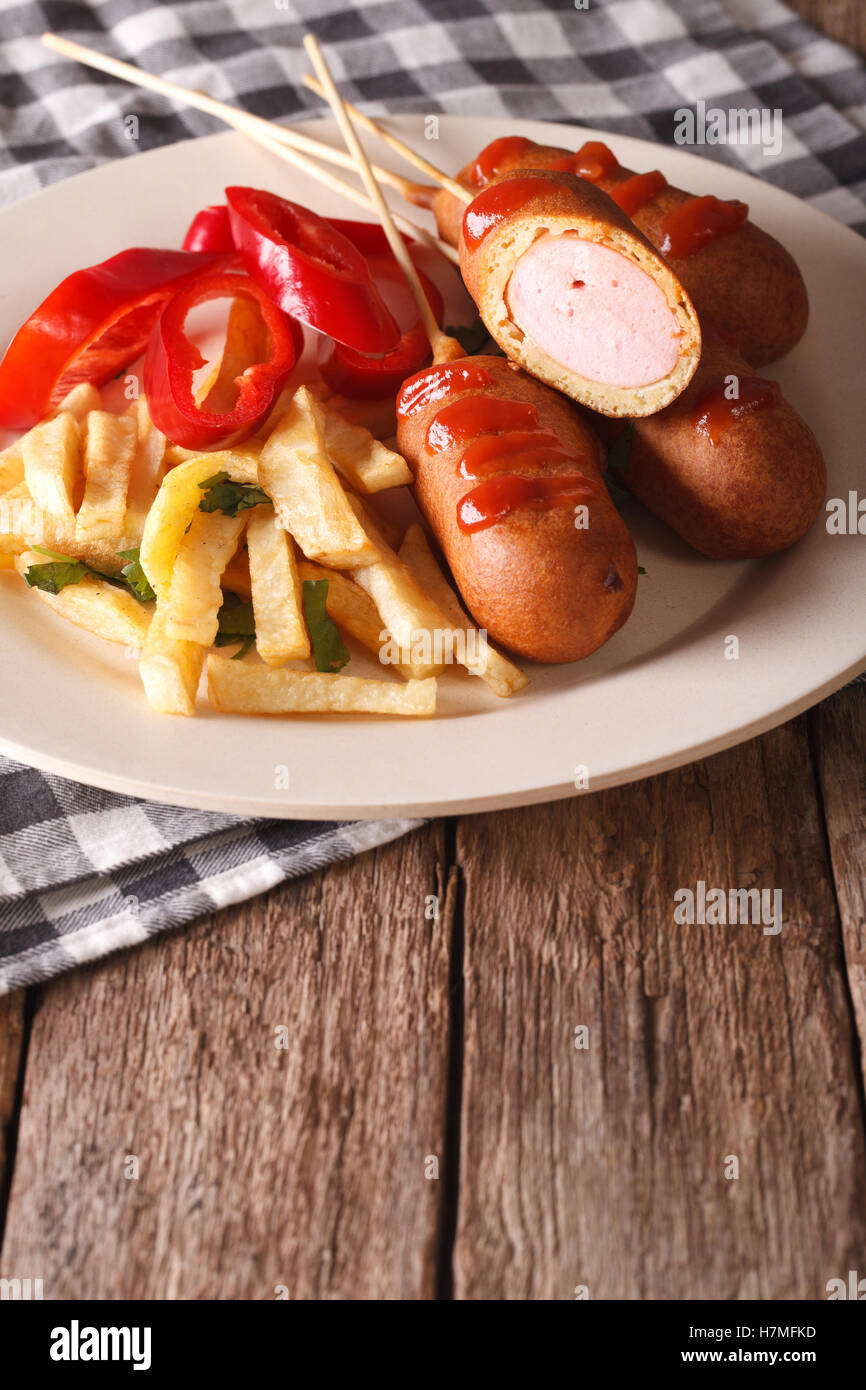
(396, 354), (638, 663)
(603, 328), (825, 558)
(457, 170), (701, 418)
(410, 136), (808, 367)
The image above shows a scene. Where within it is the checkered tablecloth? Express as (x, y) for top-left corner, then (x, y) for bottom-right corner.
(1, 0), (864, 993)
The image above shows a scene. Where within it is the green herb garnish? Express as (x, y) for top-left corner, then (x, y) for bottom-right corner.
(23, 547), (90, 595)
(198, 472), (271, 518)
(302, 579), (350, 673)
(214, 592), (256, 659)
(117, 548), (156, 603)
(24, 544), (155, 603)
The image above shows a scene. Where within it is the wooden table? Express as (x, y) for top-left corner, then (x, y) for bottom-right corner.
(1, 0), (864, 1301)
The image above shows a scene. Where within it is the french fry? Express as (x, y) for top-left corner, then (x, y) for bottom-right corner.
(347, 495), (449, 678)
(296, 559), (416, 682)
(322, 392), (397, 440)
(355, 498), (404, 552)
(163, 437), (260, 469)
(14, 549), (151, 648)
(125, 397), (167, 531)
(0, 441), (24, 493)
(0, 384), (99, 496)
(258, 386), (378, 568)
(0, 484), (138, 576)
(164, 510), (246, 644)
(253, 365), (324, 443)
(22, 412), (80, 527)
(246, 507), (310, 664)
(297, 559), (380, 649)
(398, 524), (529, 698)
(56, 382), (101, 420)
(139, 602), (205, 717)
(140, 449), (259, 599)
(162, 444), (203, 467)
(75, 411), (137, 541)
(2, 378), (526, 724)
(222, 542), (252, 601)
(320, 404), (412, 493)
(207, 655), (436, 717)
(0, 484), (41, 544)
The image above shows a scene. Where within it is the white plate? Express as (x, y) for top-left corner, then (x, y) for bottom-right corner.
(1, 115), (864, 819)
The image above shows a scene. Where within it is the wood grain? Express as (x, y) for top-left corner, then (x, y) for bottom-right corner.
(453, 715), (866, 1299)
(811, 687), (866, 1090)
(788, 0), (866, 58)
(0, 825), (452, 1299)
(0, 993), (26, 1227)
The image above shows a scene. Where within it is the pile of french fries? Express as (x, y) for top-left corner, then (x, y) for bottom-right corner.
(0, 373), (528, 719)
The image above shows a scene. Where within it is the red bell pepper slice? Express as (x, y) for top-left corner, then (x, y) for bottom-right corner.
(143, 271), (300, 450)
(324, 219), (415, 257)
(182, 204), (235, 254)
(225, 187), (400, 354)
(317, 221), (444, 398)
(0, 248), (220, 431)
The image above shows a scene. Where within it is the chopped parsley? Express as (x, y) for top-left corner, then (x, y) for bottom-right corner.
(24, 545), (155, 603)
(117, 548), (156, 602)
(214, 592), (256, 659)
(302, 579), (350, 673)
(198, 472), (271, 518)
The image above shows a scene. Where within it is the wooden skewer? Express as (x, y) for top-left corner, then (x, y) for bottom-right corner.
(242, 127), (459, 264)
(39, 34), (433, 202)
(39, 31), (458, 264)
(301, 73), (471, 205)
(302, 34), (465, 365)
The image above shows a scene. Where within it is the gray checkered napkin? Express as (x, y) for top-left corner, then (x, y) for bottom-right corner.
(1, 0), (864, 992)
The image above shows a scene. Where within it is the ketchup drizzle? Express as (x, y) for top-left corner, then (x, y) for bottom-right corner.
(458, 430), (568, 478)
(426, 397), (538, 452)
(397, 362), (493, 419)
(611, 170), (668, 216)
(420, 387), (596, 533)
(463, 177), (564, 250)
(572, 141), (622, 182)
(660, 195), (749, 258)
(694, 375), (782, 444)
(463, 137), (750, 262)
(470, 135), (533, 187)
(458, 475), (598, 534)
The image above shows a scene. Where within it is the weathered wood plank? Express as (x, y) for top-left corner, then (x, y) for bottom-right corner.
(0, 992), (26, 1233)
(454, 717), (866, 1299)
(811, 685), (866, 1089)
(788, 0), (866, 57)
(1, 824), (452, 1299)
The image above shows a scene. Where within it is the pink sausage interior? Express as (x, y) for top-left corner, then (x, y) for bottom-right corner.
(506, 233), (680, 388)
